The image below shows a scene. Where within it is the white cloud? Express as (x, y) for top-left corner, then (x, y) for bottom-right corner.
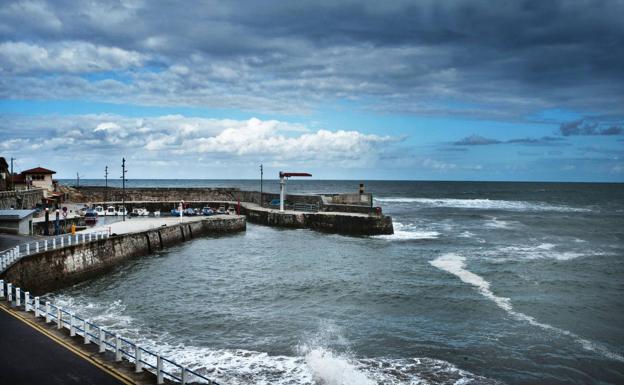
(1, 114), (400, 169)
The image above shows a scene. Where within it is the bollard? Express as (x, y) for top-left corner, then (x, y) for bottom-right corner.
(157, 355), (164, 384)
(52, 238), (56, 249)
(25, 292), (30, 311)
(7, 283), (12, 302)
(182, 367), (187, 385)
(115, 335), (122, 361)
(70, 313), (76, 336)
(45, 302), (51, 323)
(99, 329), (106, 353)
(26, 243), (29, 255)
(57, 308), (62, 329)
(35, 297), (40, 317)
(44, 240), (48, 251)
(135, 346), (142, 373)
(84, 320), (90, 344)
(0, 279), (4, 298)
(15, 287), (21, 307)
(36, 242), (39, 253)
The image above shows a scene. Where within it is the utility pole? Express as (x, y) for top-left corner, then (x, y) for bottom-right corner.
(259, 164), (263, 206)
(76, 172), (80, 188)
(104, 165), (108, 202)
(121, 158), (127, 221)
(10, 157), (15, 191)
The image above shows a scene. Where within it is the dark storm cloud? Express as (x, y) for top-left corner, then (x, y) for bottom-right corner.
(0, 0), (623, 119)
(559, 120), (624, 136)
(455, 134), (567, 146)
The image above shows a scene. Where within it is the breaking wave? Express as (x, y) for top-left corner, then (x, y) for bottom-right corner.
(375, 197), (589, 212)
(430, 254), (624, 363)
(373, 222), (440, 241)
(47, 294), (498, 385)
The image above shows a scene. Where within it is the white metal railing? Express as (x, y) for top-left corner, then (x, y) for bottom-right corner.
(0, 279), (221, 385)
(0, 230), (111, 274)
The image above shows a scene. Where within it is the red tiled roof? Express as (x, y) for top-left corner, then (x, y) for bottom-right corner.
(21, 167), (56, 174)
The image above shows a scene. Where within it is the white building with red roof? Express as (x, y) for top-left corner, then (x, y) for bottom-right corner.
(12, 166), (57, 198)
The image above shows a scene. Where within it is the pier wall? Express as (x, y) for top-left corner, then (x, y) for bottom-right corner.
(1, 216), (246, 294)
(0, 189), (44, 209)
(240, 204), (392, 236)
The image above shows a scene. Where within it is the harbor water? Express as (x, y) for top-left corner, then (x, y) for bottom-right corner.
(53, 180), (624, 384)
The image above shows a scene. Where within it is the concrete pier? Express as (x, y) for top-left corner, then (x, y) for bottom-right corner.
(0, 215), (246, 294)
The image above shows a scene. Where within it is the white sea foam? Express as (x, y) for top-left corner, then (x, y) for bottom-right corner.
(373, 222), (440, 241)
(430, 253), (624, 363)
(46, 294), (497, 385)
(375, 197), (589, 212)
(495, 243), (597, 261)
(483, 217), (514, 229)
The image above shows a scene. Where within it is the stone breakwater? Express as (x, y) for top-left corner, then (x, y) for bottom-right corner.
(1, 216), (246, 294)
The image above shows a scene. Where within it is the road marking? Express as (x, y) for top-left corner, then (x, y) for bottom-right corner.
(0, 304), (135, 385)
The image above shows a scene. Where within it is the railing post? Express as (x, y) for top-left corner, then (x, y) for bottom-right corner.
(26, 243), (29, 255)
(15, 246), (19, 258)
(82, 233), (85, 243)
(15, 287), (21, 307)
(60, 237), (64, 247)
(157, 355), (164, 384)
(24, 291), (30, 311)
(0, 280), (4, 298)
(44, 239), (48, 250)
(84, 320), (90, 344)
(70, 313), (76, 336)
(36, 242), (39, 253)
(99, 329), (106, 353)
(35, 297), (40, 317)
(115, 335), (122, 361)
(135, 345), (142, 373)
(181, 367), (187, 385)
(52, 238), (56, 249)
(68, 236), (71, 246)
(57, 307), (62, 329)
(7, 283), (12, 302)
(75, 234), (79, 243)
(89, 233), (92, 242)
(45, 301), (51, 323)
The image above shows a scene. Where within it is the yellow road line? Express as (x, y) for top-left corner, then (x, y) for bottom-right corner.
(0, 305), (135, 385)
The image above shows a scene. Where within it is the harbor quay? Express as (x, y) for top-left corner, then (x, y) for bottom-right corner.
(1, 215), (246, 295)
(72, 185), (394, 236)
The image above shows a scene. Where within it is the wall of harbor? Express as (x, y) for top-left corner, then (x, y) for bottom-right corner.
(1, 216), (246, 294)
(0, 189), (44, 209)
(240, 204), (393, 236)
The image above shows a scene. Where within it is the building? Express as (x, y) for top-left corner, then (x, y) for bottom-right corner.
(0, 209), (35, 235)
(0, 157), (10, 191)
(12, 167), (57, 198)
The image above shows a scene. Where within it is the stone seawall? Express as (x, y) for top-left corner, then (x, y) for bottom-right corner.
(1, 216), (246, 294)
(240, 204), (393, 236)
(0, 189), (44, 209)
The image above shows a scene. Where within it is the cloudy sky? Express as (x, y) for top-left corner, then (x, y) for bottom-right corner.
(0, 0), (622, 182)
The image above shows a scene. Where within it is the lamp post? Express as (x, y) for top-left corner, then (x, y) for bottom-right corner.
(104, 165), (108, 203)
(259, 164), (263, 206)
(121, 158), (127, 222)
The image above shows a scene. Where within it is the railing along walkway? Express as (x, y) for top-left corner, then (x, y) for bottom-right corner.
(0, 230), (111, 274)
(0, 280), (221, 385)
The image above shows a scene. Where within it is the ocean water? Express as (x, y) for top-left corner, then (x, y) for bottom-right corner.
(52, 180), (624, 384)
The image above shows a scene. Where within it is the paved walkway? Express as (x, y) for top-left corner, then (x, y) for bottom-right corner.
(0, 306), (126, 385)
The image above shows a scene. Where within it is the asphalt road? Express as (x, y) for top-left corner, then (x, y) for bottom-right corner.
(0, 306), (125, 385)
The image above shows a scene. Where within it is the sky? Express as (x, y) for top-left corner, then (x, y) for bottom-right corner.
(0, 0), (622, 182)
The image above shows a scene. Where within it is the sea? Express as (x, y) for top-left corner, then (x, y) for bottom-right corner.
(53, 180), (624, 384)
